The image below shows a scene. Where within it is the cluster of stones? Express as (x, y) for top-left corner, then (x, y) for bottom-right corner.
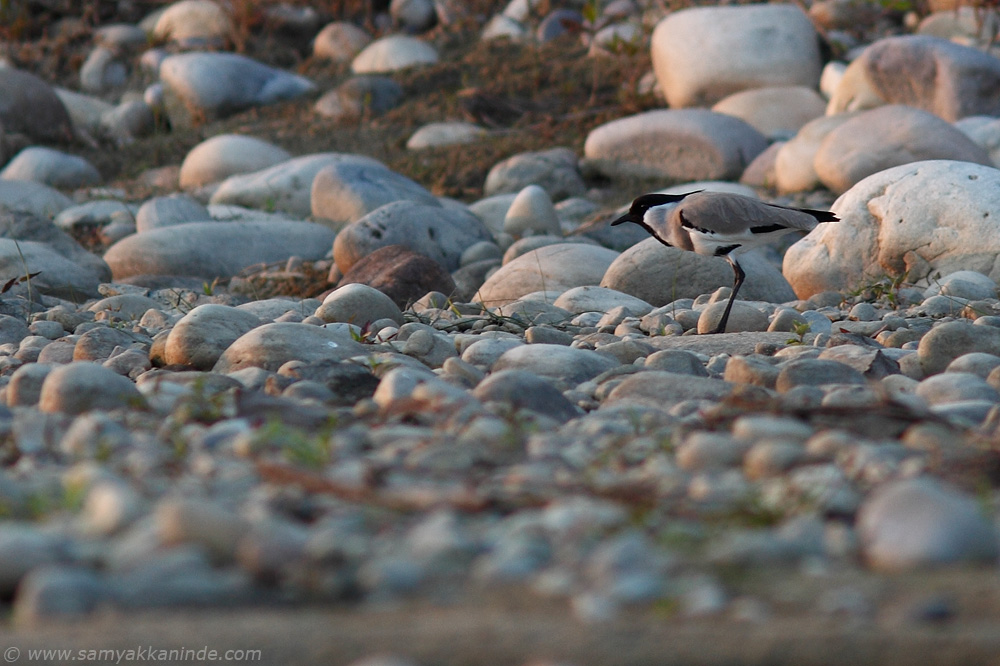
(1, 0), (1000, 655)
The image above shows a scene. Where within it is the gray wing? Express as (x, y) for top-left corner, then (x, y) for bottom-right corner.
(679, 193), (831, 234)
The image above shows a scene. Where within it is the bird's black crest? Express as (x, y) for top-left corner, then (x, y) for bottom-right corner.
(631, 191), (701, 212)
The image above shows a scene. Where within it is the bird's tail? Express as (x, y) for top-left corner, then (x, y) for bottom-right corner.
(798, 208), (839, 223)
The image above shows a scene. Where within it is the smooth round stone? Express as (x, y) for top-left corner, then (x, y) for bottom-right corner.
(156, 498), (247, 563)
(165, 304), (263, 370)
(80, 46), (126, 93)
(104, 220), (336, 280)
(82, 480), (143, 535)
(605, 370), (750, 410)
(311, 161), (438, 226)
(552, 286), (653, 317)
(697, 302), (768, 334)
(38, 362), (144, 414)
(723, 354), (780, 388)
(502, 185), (560, 238)
(946, 352), (1000, 379)
(13, 567), (107, 623)
(351, 35), (439, 74)
(775, 358), (866, 391)
(316, 283), (405, 326)
(460, 338), (523, 368)
(0, 68), (75, 144)
(676, 432), (747, 471)
(314, 76), (405, 122)
(179, 134), (291, 189)
(775, 113), (856, 194)
(159, 52), (316, 128)
(334, 200), (493, 274)
(338, 245), (456, 308)
(956, 115), (1000, 166)
(135, 194), (210, 233)
(484, 148), (586, 200)
(73, 325), (138, 362)
(651, 4), (821, 108)
(924, 270), (998, 301)
(313, 22), (372, 62)
(784, 161), (1000, 299)
(210, 153), (382, 217)
(7, 363), (54, 406)
(603, 239), (794, 307)
(460, 241), (503, 266)
(476, 244), (620, 308)
(814, 106), (991, 194)
(406, 122), (485, 150)
(503, 235), (589, 264)
(743, 441), (805, 479)
(472, 369), (579, 422)
(0, 147), (101, 189)
(858, 477), (999, 571)
(916, 371), (1000, 405)
(711, 86), (826, 141)
(149, 0), (233, 44)
(644, 349), (708, 376)
(0, 315), (29, 347)
(584, 109), (767, 181)
(492, 344), (619, 389)
(100, 100), (155, 140)
(828, 35), (1000, 122)
(213, 322), (367, 373)
(919, 320), (1000, 376)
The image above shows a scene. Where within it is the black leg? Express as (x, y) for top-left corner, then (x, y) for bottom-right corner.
(713, 258), (746, 334)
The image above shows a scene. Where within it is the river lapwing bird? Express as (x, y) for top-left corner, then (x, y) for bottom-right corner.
(611, 191), (839, 334)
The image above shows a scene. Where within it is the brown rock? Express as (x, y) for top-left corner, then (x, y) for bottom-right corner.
(338, 244), (457, 308)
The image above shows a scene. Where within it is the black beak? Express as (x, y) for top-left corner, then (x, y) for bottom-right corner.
(611, 213), (637, 226)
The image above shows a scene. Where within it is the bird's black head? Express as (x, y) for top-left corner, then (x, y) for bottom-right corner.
(611, 191), (702, 226)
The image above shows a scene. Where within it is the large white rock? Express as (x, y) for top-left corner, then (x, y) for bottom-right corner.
(583, 109), (768, 181)
(711, 86), (826, 141)
(474, 243), (620, 307)
(784, 160), (1000, 298)
(209, 153), (384, 217)
(159, 52), (316, 128)
(179, 134), (292, 189)
(351, 35), (438, 74)
(827, 35), (1000, 121)
(651, 4), (822, 108)
(602, 240), (796, 307)
(814, 105), (992, 194)
(775, 113), (857, 193)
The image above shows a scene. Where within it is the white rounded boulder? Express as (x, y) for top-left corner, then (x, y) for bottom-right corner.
(651, 4), (822, 108)
(784, 160), (1000, 298)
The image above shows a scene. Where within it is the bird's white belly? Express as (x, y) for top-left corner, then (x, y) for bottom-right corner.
(685, 228), (753, 257)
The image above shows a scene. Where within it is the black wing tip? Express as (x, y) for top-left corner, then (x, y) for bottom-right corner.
(801, 208), (840, 223)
